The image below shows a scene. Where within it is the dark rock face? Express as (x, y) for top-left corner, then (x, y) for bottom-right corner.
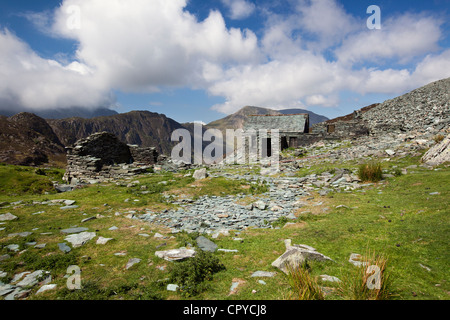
(48, 111), (186, 155)
(0, 113), (66, 166)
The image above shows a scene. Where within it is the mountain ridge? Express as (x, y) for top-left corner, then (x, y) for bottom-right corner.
(0, 107), (118, 119)
(1, 77), (448, 167)
(0, 112), (66, 166)
(207, 106), (329, 133)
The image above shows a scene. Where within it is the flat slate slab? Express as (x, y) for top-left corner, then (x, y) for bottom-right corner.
(16, 270), (49, 288)
(65, 232), (96, 248)
(0, 284), (15, 297)
(58, 243), (72, 253)
(96, 237), (113, 245)
(196, 236), (218, 252)
(0, 213), (18, 221)
(36, 284), (57, 294)
(60, 205), (79, 210)
(250, 271), (277, 278)
(155, 248), (196, 261)
(125, 258), (141, 270)
(8, 232), (32, 238)
(60, 227), (89, 234)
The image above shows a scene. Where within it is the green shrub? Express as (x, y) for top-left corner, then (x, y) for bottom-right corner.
(358, 162), (382, 182)
(393, 167), (403, 177)
(168, 250), (225, 297)
(35, 168), (46, 176)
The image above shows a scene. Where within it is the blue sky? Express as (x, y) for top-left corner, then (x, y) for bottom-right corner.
(1, 0), (450, 123)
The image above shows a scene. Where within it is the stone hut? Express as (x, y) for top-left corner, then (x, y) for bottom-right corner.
(309, 104), (378, 140)
(243, 114), (310, 153)
(63, 132), (158, 184)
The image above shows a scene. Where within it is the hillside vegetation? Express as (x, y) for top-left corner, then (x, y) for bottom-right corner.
(0, 152), (448, 300)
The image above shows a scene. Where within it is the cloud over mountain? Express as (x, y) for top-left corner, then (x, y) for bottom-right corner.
(0, 0), (449, 115)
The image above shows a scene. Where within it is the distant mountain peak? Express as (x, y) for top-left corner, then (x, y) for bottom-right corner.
(207, 106), (328, 132)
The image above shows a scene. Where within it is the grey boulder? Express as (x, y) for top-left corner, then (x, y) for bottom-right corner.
(196, 236), (218, 252)
(193, 168), (208, 180)
(272, 240), (333, 274)
(0, 213), (18, 221)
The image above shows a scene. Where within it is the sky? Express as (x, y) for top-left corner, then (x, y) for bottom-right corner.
(1, 0), (450, 124)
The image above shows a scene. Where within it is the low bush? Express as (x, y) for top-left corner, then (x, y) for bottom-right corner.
(168, 250), (225, 297)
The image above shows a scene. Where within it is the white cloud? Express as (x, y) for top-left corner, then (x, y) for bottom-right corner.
(1, 0), (449, 116)
(209, 53), (345, 113)
(306, 94), (339, 107)
(221, 0), (256, 20)
(51, 0), (259, 92)
(336, 14), (443, 64)
(0, 28), (112, 110)
(1, 0), (260, 111)
(411, 49), (450, 85)
(208, 1), (449, 114)
(296, 0), (359, 49)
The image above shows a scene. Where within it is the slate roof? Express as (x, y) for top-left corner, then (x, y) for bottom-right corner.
(243, 114), (309, 133)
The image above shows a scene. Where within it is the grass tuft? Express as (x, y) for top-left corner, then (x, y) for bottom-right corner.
(338, 250), (393, 300)
(285, 262), (325, 300)
(358, 162), (383, 182)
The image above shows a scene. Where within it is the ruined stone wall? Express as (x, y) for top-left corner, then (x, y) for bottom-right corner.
(63, 132), (158, 184)
(310, 120), (369, 138)
(129, 145), (158, 165)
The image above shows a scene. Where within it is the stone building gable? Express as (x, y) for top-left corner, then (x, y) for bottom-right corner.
(243, 114), (310, 133)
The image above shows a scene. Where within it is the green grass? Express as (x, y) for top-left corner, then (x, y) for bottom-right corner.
(0, 164), (64, 196)
(0, 158), (449, 300)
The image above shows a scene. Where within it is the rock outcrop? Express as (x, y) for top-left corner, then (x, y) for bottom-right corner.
(422, 134), (450, 166)
(271, 240), (333, 274)
(0, 113), (66, 166)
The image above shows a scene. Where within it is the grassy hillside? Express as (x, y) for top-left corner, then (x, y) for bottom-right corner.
(0, 156), (448, 300)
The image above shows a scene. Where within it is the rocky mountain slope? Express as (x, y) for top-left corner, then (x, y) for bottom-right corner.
(47, 111), (186, 155)
(0, 77), (448, 167)
(207, 106), (281, 132)
(361, 78), (449, 134)
(0, 113), (66, 166)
